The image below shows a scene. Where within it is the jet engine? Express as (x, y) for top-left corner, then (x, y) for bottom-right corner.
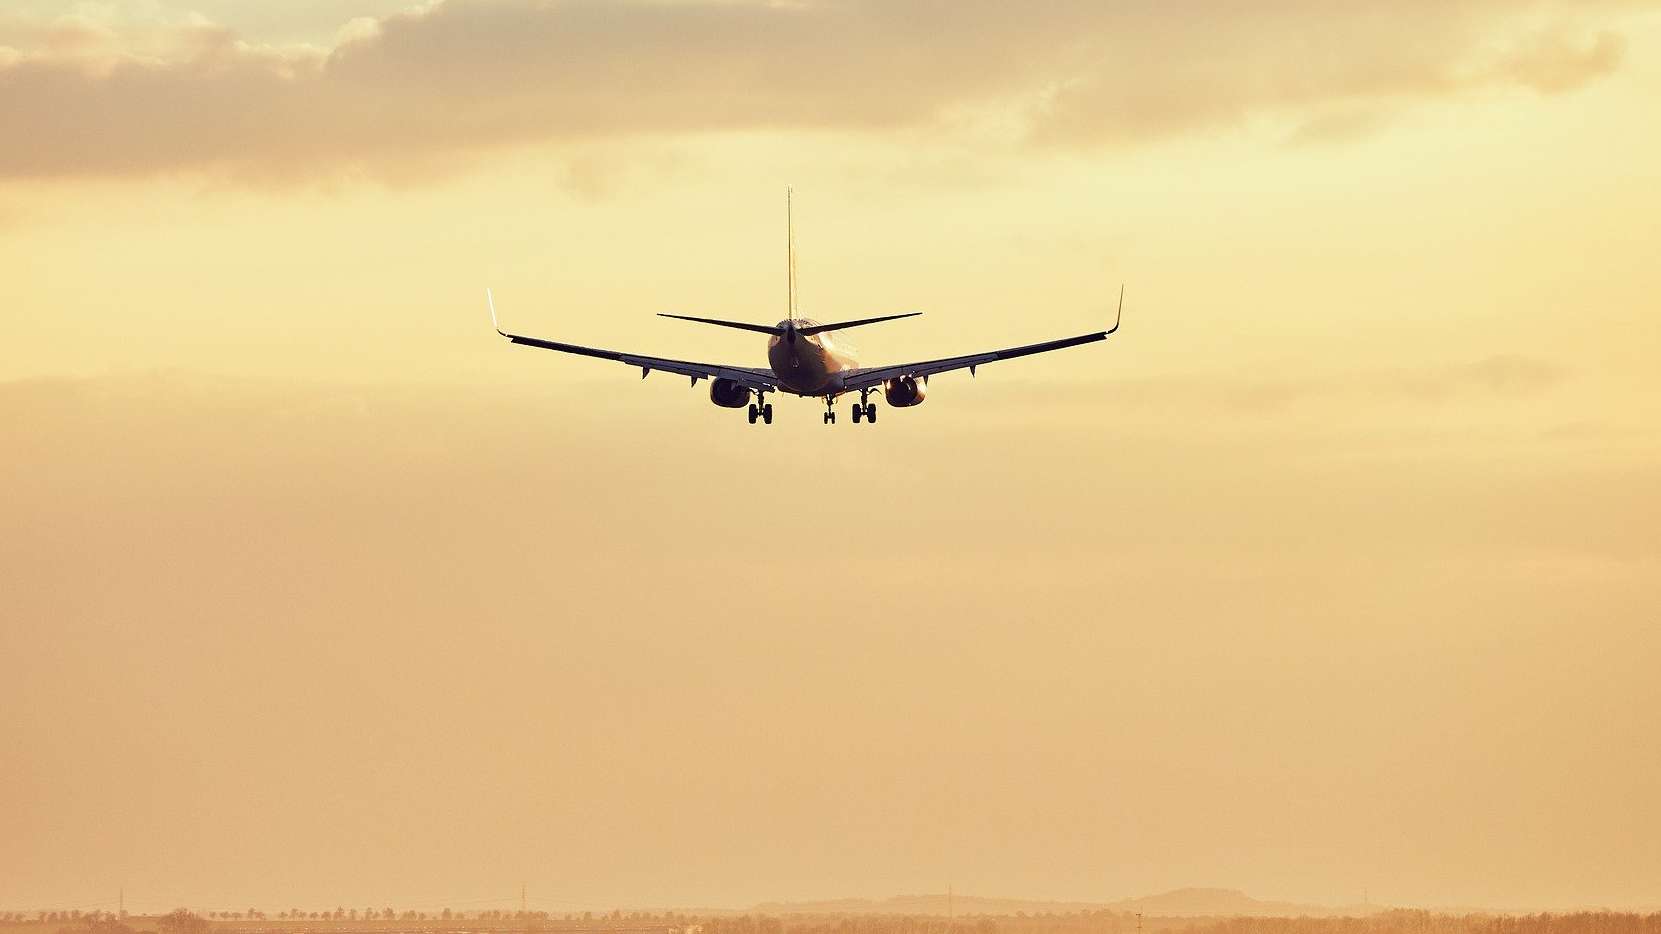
(883, 376), (927, 408)
(708, 378), (752, 409)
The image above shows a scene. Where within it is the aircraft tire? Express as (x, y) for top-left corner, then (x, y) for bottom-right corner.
(851, 405), (862, 423)
(866, 404), (877, 423)
(762, 404), (773, 424)
(747, 404), (759, 424)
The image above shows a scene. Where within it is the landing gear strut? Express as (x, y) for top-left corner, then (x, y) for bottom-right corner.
(851, 389), (877, 425)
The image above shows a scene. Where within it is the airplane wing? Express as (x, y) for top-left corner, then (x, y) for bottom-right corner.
(489, 290), (778, 391)
(837, 290), (1124, 393)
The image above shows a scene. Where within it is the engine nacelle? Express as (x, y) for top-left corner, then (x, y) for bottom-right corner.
(883, 376), (927, 408)
(708, 378), (753, 409)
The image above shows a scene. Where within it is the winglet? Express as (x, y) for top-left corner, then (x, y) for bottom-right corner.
(487, 288), (507, 337)
(1106, 284), (1125, 336)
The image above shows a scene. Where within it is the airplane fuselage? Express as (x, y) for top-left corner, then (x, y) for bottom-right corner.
(767, 319), (859, 395)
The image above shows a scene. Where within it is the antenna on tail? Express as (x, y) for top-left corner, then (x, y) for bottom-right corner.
(787, 186), (798, 319)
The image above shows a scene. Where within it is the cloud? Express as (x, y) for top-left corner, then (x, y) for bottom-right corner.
(1493, 28), (1628, 93)
(1028, 5), (1638, 146)
(0, 0), (1649, 182)
(1284, 108), (1393, 147)
(1414, 353), (1569, 398)
(967, 355), (1570, 417)
(1257, 354), (1570, 407)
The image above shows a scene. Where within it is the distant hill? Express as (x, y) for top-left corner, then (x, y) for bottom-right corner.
(1108, 888), (1378, 917)
(751, 895), (1102, 917)
(751, 889), (1383, 918)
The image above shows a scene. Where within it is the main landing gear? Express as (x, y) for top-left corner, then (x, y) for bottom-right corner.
(852, 388), (877, 425)
(747, 393), (774, 425)
(840, 391), (879, 425)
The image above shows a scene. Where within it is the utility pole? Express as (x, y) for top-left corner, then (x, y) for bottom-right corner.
(948, 884), (953, 927)
(119, 889), (124, 917)
(521, 884), (527, 915)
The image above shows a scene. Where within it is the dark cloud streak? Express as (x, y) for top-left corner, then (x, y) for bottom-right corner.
(0, 0), (1647, 181)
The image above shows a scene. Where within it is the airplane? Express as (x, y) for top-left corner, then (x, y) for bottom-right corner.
(488, 190), (1122, 425)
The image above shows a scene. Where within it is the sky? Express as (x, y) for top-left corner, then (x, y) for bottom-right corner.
(2, 0), (1660, 918)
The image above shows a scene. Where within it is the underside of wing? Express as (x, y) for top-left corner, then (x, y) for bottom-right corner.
(838, 288), (1123, 393)
(490, 291), (777, 391)
(838, 330), (1113, 392)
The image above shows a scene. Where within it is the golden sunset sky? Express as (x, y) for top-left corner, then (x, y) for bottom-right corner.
(2, 0), (1660, 917)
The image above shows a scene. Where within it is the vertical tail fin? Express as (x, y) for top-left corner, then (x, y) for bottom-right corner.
(786, 186), (798, 319)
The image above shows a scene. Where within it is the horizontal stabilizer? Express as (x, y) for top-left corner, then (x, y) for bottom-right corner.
(657, 314), (784, 336)
(796, 312), (921, 336)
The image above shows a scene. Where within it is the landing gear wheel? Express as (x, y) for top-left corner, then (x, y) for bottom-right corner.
(851, 405), (863, 423)
(747, 403), (759, 424)
(762, 403), (773, 424)
(823, 412), (836, 425)
(865, 403), (877, 423)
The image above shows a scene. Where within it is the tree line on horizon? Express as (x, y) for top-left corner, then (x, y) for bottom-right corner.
(703, 912), (1661, 934)
(5, 908), (1660, 934)
(0, 909), (696, 926)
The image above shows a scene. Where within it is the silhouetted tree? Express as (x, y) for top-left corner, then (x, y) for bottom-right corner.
(157, 910), (208, 934)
